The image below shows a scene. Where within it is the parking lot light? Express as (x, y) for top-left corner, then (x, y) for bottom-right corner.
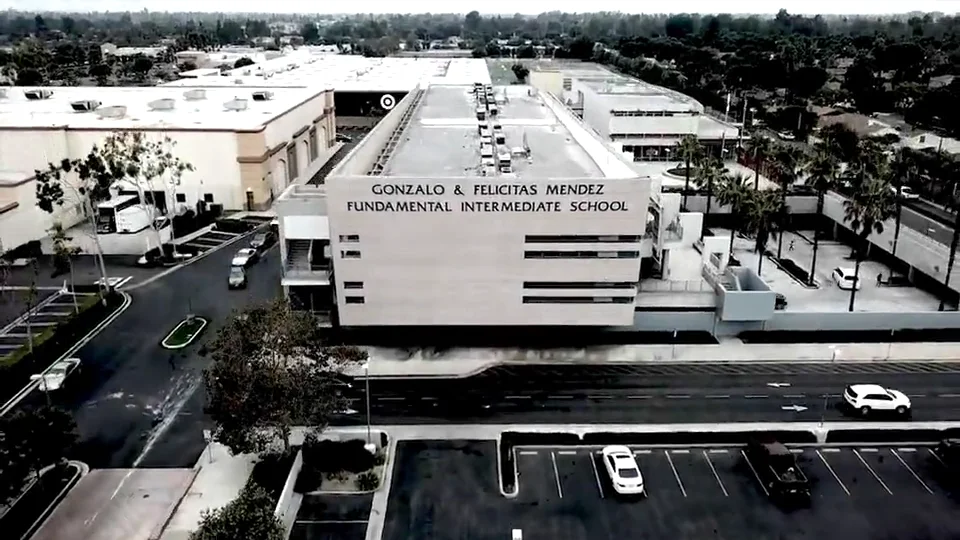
(362, 361), (375, 454)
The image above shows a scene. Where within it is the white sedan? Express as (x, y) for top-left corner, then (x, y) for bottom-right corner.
(601, 445), (645, 495)
(231, 248), (259, 267)
(889, 185), (920, 200)
(831, 267), (861, 290)
(843, 384), (912, 416)
(31, 358), (81, 392)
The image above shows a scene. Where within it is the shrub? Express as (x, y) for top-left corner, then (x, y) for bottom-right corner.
(302, 438), (375, 474)
(293, 466), (323, 494)
(775, 257), (811, 283)
(355, 471), (379, 491)
(373, 450), (386, 466)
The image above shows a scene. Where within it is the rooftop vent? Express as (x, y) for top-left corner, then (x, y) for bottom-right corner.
(24, 89), (53, 100)
(183, 89), (206, 101)
(96, 105), (127, 119)
(148, 98), (175, 111)
(70, 99), (101, 112)
(252, 91), (274, 102)
(0, 89), (7, 99)
(224, 98), (248, 112)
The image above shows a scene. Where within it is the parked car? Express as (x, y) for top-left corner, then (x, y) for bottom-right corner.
(31, 358), (81, 391)
(777, 131), (796, 141)
(231, 248), (259, 267)
(744, 440), (810, 502)
(228, 266), (247, 289)
(843, 384), (911, 417)
(831, 267), (861, 290)
(601, 445), (645, 496)
(890, 185), (920, 200)
(250, 231), (276, 251)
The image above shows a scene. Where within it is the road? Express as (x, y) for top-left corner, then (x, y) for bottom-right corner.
(21, 236), (282, 469)
(336, 362), (960, 426)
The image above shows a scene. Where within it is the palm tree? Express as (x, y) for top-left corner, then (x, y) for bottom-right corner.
(888, 148), (917, 258)
(742, 188), (785, 275)
(802, 147), (839, 286)
(771, 145), (804, 259)
(675, 135), (703, 210)
(842, 171), (896, 312)
(745, 134), (773, 189)
(693, 157), (724, 240)
(714, 172), (752, 258)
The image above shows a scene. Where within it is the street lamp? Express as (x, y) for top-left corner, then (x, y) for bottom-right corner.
(361, 361), (375, 454)
(821, 346), (840, 427)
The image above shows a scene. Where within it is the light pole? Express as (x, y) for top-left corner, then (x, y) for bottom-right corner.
(820, 346), (840, 428)
(362, 361), (375, 454)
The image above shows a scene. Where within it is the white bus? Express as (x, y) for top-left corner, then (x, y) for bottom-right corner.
(96, 195), (140, 233)
(115, 205), (153, 234)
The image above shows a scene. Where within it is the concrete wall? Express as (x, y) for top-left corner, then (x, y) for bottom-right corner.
(717, 267), (776, 322)
(683, 194), (819, 215)
(333, 90), (421, 177)
(325, 176), (651, 326)
(591, 342), (960, 362)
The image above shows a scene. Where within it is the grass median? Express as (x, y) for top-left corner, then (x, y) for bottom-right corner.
(161, 316), (208, 349)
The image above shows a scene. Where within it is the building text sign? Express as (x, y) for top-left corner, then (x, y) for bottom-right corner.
(345, 182), (631, 213)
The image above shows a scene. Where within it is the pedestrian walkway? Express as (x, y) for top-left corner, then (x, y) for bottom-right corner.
(0, 288), (98, 357)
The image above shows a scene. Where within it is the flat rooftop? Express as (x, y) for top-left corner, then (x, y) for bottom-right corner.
(162, 54), (491, 92)
(583, 79), (700, 107)
(381, 85), (606, 179)
(0, 86), (322, 131)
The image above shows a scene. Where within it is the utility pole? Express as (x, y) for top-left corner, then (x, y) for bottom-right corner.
(737, 96), (748, 149)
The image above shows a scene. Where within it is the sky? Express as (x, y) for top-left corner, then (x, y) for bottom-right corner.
(1, 0), (958, 15)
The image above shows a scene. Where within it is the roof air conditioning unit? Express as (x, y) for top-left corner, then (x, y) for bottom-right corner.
(70, 99), (101, 112)
(148, 98), (175, 111)
(0, 89), (7, 99)
(252, 91), (274, 101)
(243, 70), (251, 75)
(224, 98), (248, 111)
(183, 89), (206, 101)
(96, 105), (127, 119)
(234, 79), (244, 85)
(24, 89), (53, 100)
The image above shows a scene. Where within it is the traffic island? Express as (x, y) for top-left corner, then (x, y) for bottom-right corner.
(161, 316), (208, 350)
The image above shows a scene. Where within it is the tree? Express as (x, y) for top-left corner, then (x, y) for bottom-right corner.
(50, 222), (81, 313)
(0, 406), (77, 486)
(203, 299), (366, 455)
(190, 484), (283, 540)
(745, 134), (772, 189)
(511, 62), (530, 83)
(693, 157), (724, 240)
(674, 135), (702, 210)
(16, 68), (43, 85)
(89, 62), (111, 85)
(818, 123), (861, 163)
(888, 148), (917, 258)
(131, 56), (153, 78)
(234, 57), (255, 69)
(742, 189), (785, 275)
(803, 146), (839, 286)
(842, 160), (896, 312)
(770, 144), (804, 259)
(714, 172), (752, 258)
(516, 45), (536, 59)
(300, 23), (320, 44)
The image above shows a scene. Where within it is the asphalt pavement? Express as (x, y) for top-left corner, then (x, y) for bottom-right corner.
(899, 202), (956, 246)
(338, 362), (960, 426)
(17, 237), (282, 468)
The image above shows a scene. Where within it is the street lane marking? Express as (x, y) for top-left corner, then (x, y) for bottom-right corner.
(420, 397), (437, 401)
(627, 395), (651, 399)
(907, 394), (927, 398)
(702, 450), (728, 497)
(634, 449), (652, 455)
(898, 448), (917, 452)
(816, 450), (850, 495)
(708, 449), (728, 454)
(671, 449), (690, 454)
(505, 395), (531, 399)
(939, 393), (960, 398)
(378, 397), (404, 401)
(706, 395), (730, 399)
(890, 449), (934, 494)
(588, 395), (613, 399)
(744, 395), (769, 399)
(783, 394), (805, 398)
(589, 453), (605, 499)
(557, 450), (577, 456)
(741, 449), (768, 497)
(859, 448), (878, 452)
(928, 448), (946, 466)
(820, 448), (841, 453)
(550, 452), (563, 499)
(549, 395), (573, 400)
(519, 451), (538, 456)
(790, 449), (804, 454)
(666, 395), (691, 399)
(853, 450), (893, 495)
(663, 451), (687, 497)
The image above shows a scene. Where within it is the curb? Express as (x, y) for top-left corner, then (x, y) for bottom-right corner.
(363, 435), (397, 540)
(496, 433), (518, 499)
(161, 317), (208, 350)
(19, 460), (85, 540)
(0, 292), (132, 417)
(126, 224), (265, 292)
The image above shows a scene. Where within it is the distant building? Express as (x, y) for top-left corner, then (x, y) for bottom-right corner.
(900, 132), (960, 155)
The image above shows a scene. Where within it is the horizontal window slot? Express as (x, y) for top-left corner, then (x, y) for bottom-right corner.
(343, 281), (364, 289)
(524, 251), (640, 259)
(344, 296), (365, 304)
(523, 296), (636, 304)
(339, 235), (360, 242)
(524, 281), (636, 289)
(525, 235), (642, 243)
(341, 250), (361, 259)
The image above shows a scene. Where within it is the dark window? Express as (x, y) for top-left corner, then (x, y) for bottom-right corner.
(286, 144), (299, 180)
(308, 127), (318, 162)
(175, 193), (186, 203)
(345, 296), (365, 304)
(524, 251), (640, 259)
(524, 281), (636, 289)
(339, 234), (360, 242)
(203, 193), (214, 203)
(525, 235), (642, 243)
(523, 296), (635, 304)
(343, 281), (364, 289)
(341, 250), (361, 259)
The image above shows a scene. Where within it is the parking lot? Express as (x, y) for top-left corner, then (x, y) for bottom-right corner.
(0, 289), (100, 356)
(290, 493), (372, 540)
(381, 440), (960, 540)
(178, 228), (241, 255)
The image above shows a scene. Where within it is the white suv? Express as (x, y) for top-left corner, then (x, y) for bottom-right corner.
(843, 384), (911, 417)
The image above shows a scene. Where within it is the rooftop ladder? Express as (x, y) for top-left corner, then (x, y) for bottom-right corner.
(368, 89), (424, 176)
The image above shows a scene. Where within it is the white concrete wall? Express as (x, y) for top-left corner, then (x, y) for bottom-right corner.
(609, 114), (699, 136)
(0, 179), (85, 250)
(274, 449), (303, 537)
(529, 70), (563, 97)
(264, 90), (329, 151)
(579, 85), (610, 140)
(325, 176), (651, 326)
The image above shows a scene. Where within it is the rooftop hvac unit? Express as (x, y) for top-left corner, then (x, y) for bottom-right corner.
(24, 89), (53, 100)
(70, 99), (100, 112)
(96, 105), (127, 119)
(224, 98), (248, 111)
(183, 89), (206, 101)
(252, 91), (274, 101)
(148, 98), (175, 111)
(234, 78), (244, 85)
(243, 70), (252, 75)
(0, 88), (7, 99)
(495, 133), (506, 144)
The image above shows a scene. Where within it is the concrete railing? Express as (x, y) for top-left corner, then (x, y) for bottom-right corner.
(274, 449), (303, 536)
(639, 279), (713, 293)
(571, 342), (960, 362)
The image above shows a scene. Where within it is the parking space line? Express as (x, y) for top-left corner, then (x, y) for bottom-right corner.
(859, 448), (878, 452)
(627, 395), (652, 399)
(589, 454), (605, 499)
(744, 395), (769, 399)
(634, 449), (652, 455)
(741, 449), (769, 497)
(548, 395), (573, 400)
(939, 393), (960, 398)
(671, 449), (690, 454)
(898, 448), (917, 452)
(550, 452), (563, 499)
(890, 449), (934, 494)
(789, 449), (804, 454)
(820, 448), (841, 453)
(708, 449), (728, 454)
(505, 395), (531, 399)
(701, 450), (728, 497)
(928, 448), (946, 466)
(663, 451), (687, 497)
(783, 394), (805, 398)
(588, 395), (613, 399)
(816, 450), (850, 495)
(853, 450), (893, 495)
(705, 395), (730, 399)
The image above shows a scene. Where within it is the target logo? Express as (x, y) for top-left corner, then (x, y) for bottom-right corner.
(380, 94), (397, 110)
